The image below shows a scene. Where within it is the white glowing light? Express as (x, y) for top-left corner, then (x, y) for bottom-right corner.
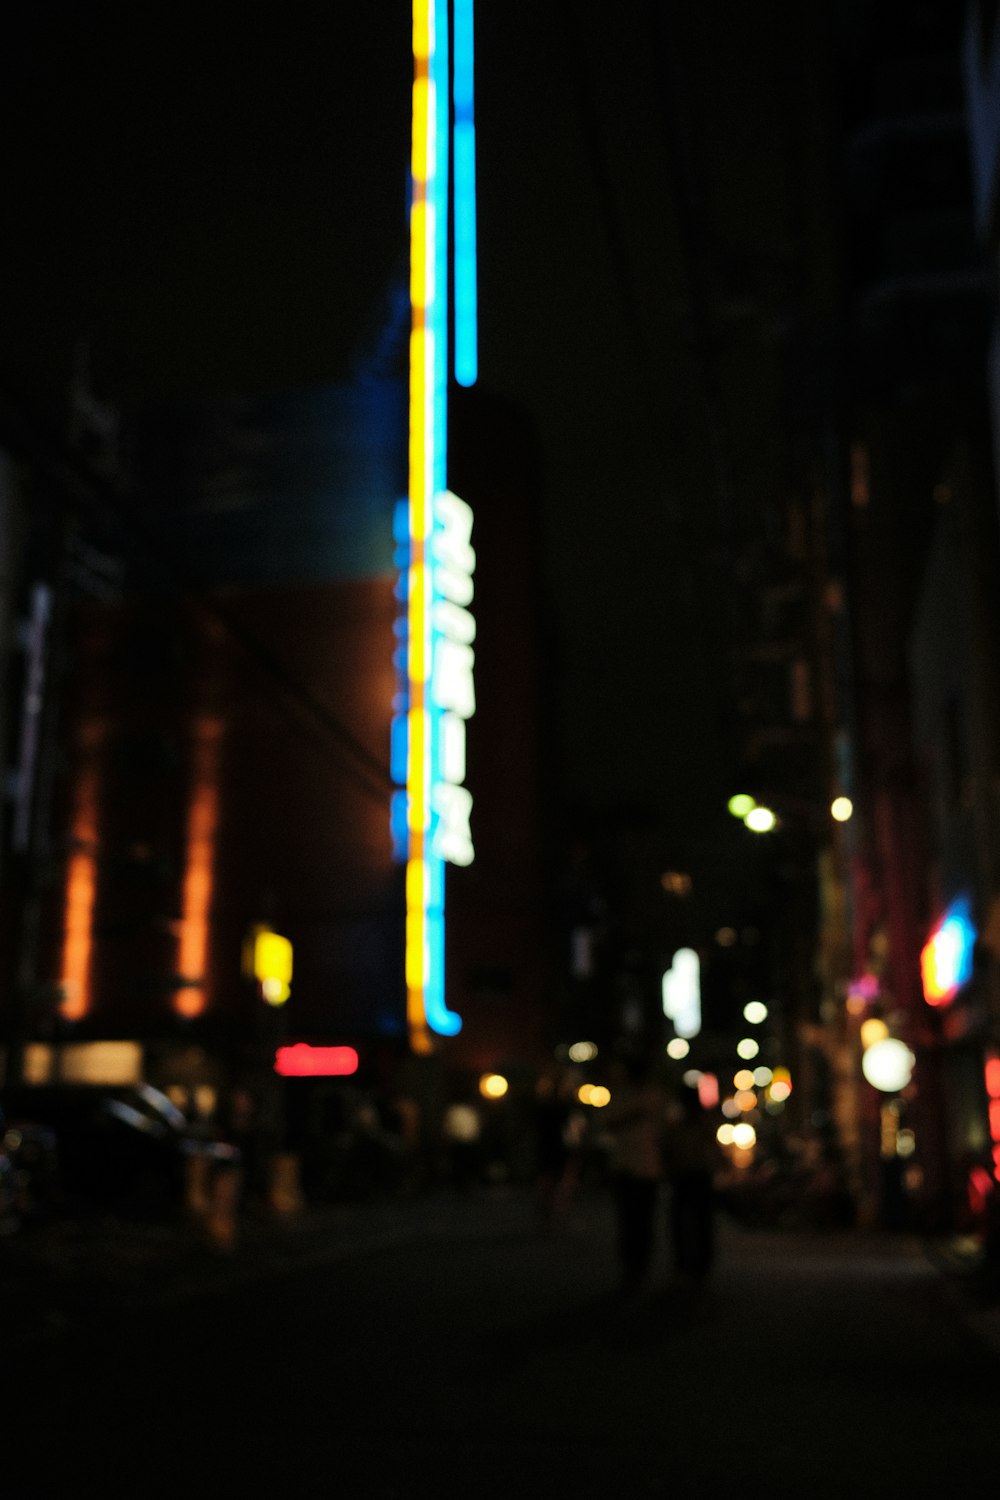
(732, 1123), (757, 1149)
(753, 1066), (773, 1087)
(666, 1038), (690, 1060)
(743, 1001), (768, 1025)
(717, 1124), (736, 1146)
(861, 1037), (915, 1093)
(662, 948), (702, 1039)
(744, 806), (776, 833)
(736, 1037), (760, 1060)
(831, 796), (854, 823)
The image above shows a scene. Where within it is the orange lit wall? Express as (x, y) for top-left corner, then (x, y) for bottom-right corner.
(58, 758), (100, 1022)
(175, 718), (223, 1018)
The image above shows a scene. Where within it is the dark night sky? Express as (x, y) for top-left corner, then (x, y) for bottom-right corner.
(1, 1), (845, 941)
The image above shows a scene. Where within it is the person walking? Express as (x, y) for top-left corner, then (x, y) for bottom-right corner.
(603, 1051), (665, 1295)
(662, 1083), (724, 1284)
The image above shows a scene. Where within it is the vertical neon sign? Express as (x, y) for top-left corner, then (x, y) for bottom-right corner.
(397, 1), (478, 1052)
(452, 0), (478, 388)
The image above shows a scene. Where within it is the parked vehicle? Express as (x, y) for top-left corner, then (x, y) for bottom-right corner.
(0, 1113), (59, 1231)
(0, 1082), (238, 1219)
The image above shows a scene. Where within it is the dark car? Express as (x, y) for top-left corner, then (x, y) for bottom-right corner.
(0, 1082), (237, 1219)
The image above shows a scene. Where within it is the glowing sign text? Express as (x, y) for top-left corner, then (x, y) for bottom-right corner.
(275, 1044), (359, 1078)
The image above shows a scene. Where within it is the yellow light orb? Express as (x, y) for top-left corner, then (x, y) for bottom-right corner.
(860, 1018), (890, 1050)
(717, 1124), (736, 1146)
(736, 1037), (760, 1060)
(831, 796), (854, 823)
(769, 1080), (792, 1102)
(733, 1069), (755, 1091)
(735, 1090), (758, 1112)
(666, 1038), (691, 1060)
(479, 1073), (509, 1100)
(732, 1123), (757, 1149)
(588, 1085), (611, 1108)
(743, 1001), (769, 1025)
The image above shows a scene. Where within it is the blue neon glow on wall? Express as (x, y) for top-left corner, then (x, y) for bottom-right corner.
(939, 898), (976, 990)
(452, 0), (478, 388)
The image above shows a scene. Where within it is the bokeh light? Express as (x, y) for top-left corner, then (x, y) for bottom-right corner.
(744, 806), (777, 833)
(732, 1123), (756, 1149)
(568, 1040), (598, 1062)
(736, 1037), (760, 1060)
(860, 1018), (889, 1050)
(728, 794), (756, 818)
(861, 1038), (915, 1093)
(479, 1073), (508, 1099)
(666, 1037), (690, 1060)
(831, 796), (854, 822)
(733, 1069), (755, 1090)
(743, 1001), (769, 1025)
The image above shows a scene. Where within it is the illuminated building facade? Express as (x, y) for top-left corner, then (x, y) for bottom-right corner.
(0, 2), (558, 1101)
(836, 0), (998, 1230)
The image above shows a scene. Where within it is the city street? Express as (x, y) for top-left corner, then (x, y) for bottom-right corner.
(4, 1184), (999, 1498)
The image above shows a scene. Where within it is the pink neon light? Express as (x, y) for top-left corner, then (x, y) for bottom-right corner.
(274, 1044), (359, 1078)
(697, 1072), (719, 1110)
(848, 973), (880, 1002)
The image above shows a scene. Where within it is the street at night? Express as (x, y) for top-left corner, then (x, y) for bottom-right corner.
(5, 3), (1000, 1493)
(4, 1184), (1000, 1497)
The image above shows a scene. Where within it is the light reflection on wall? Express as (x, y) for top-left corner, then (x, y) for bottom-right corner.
(175, 718), (223, 1019)
(58, 745), (101, 1022)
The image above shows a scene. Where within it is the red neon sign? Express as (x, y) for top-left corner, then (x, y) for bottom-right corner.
(274, 1044), (359, 1078)
(986, 1057), (1000, 1100)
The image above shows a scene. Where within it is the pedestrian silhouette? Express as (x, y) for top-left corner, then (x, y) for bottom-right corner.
(603, 1052), (665, 1294)
(532, 1067), (584, 1227)
(662, 1084), (724, 1283)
